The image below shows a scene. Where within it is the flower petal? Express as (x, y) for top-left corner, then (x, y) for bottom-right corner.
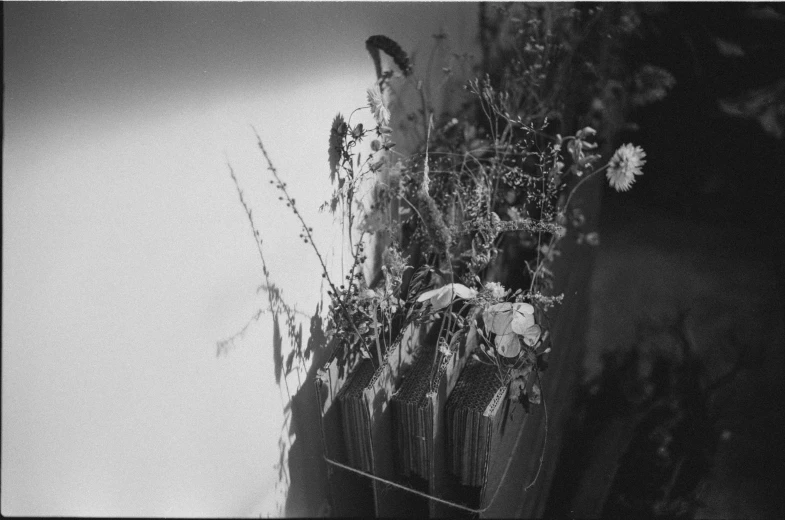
(495, 332), (522, 358)
(520, 324), (542, 347)
(430, 287), (455, 310)
(511, 313), (535, 335)
(448, 283), (477, 300)
(484, 302), (514, 334)
(514, 302), (535, 315)
(416, 287), (442, 303)
(417, 283), (476, 310)
(510, 303), (535, 331)
(510, 303), (535, 334)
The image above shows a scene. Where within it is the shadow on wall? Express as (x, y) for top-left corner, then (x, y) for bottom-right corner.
(284, 306), (334, 517)
(216, 292), (334, 515)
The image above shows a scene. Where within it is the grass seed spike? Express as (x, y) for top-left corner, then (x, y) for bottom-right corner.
(366, 35), (413, 78)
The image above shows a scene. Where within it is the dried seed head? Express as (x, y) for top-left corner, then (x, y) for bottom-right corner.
(366, 35), (413, 76)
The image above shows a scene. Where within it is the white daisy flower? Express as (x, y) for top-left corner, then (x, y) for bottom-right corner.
(606, 144), (646, 192)
(484, 281), (509, 300)
(367, 84), (390, 127)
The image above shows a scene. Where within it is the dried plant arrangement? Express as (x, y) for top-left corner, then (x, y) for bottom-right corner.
(221, 3), (676, 515)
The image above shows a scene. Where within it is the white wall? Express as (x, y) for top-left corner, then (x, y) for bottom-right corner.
(2, 2), (477, 516)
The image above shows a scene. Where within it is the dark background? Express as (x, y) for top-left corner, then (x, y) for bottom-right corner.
(548, 3), (785, 518)
(608, 2), (785, 236)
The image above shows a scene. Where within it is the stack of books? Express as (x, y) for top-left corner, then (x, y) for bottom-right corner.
(335, 358), (376, 472)
(445, 359), (508, 487)
(391, 342), (437, 478)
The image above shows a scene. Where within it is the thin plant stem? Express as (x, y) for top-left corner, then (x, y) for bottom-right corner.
(524, 367), (547, 491)
(560, 164), (607, 217)
(252, 127), (375, 360)
(528, 163), (609, 293)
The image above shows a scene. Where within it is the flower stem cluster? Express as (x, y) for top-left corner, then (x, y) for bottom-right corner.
(229, 14), (658, 403)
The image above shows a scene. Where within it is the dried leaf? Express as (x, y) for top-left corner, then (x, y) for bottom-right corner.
(528, 382), (541, 405)
(328, 114), (345, 183)
(509, 375), (527, 402)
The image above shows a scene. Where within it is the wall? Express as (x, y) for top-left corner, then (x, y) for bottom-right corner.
(2, 2), (478, 516)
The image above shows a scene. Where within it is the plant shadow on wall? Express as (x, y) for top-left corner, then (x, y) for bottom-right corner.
(215, 164), (331, 515)
(214, 3), (688, 516)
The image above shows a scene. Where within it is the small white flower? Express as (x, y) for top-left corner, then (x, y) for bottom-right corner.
(438, 338), (453, 357)
(367, 84), (390, 127)
(606, 144), (646, 192)
(484, 281), (509, 300)
(417, 283), (477, 310)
